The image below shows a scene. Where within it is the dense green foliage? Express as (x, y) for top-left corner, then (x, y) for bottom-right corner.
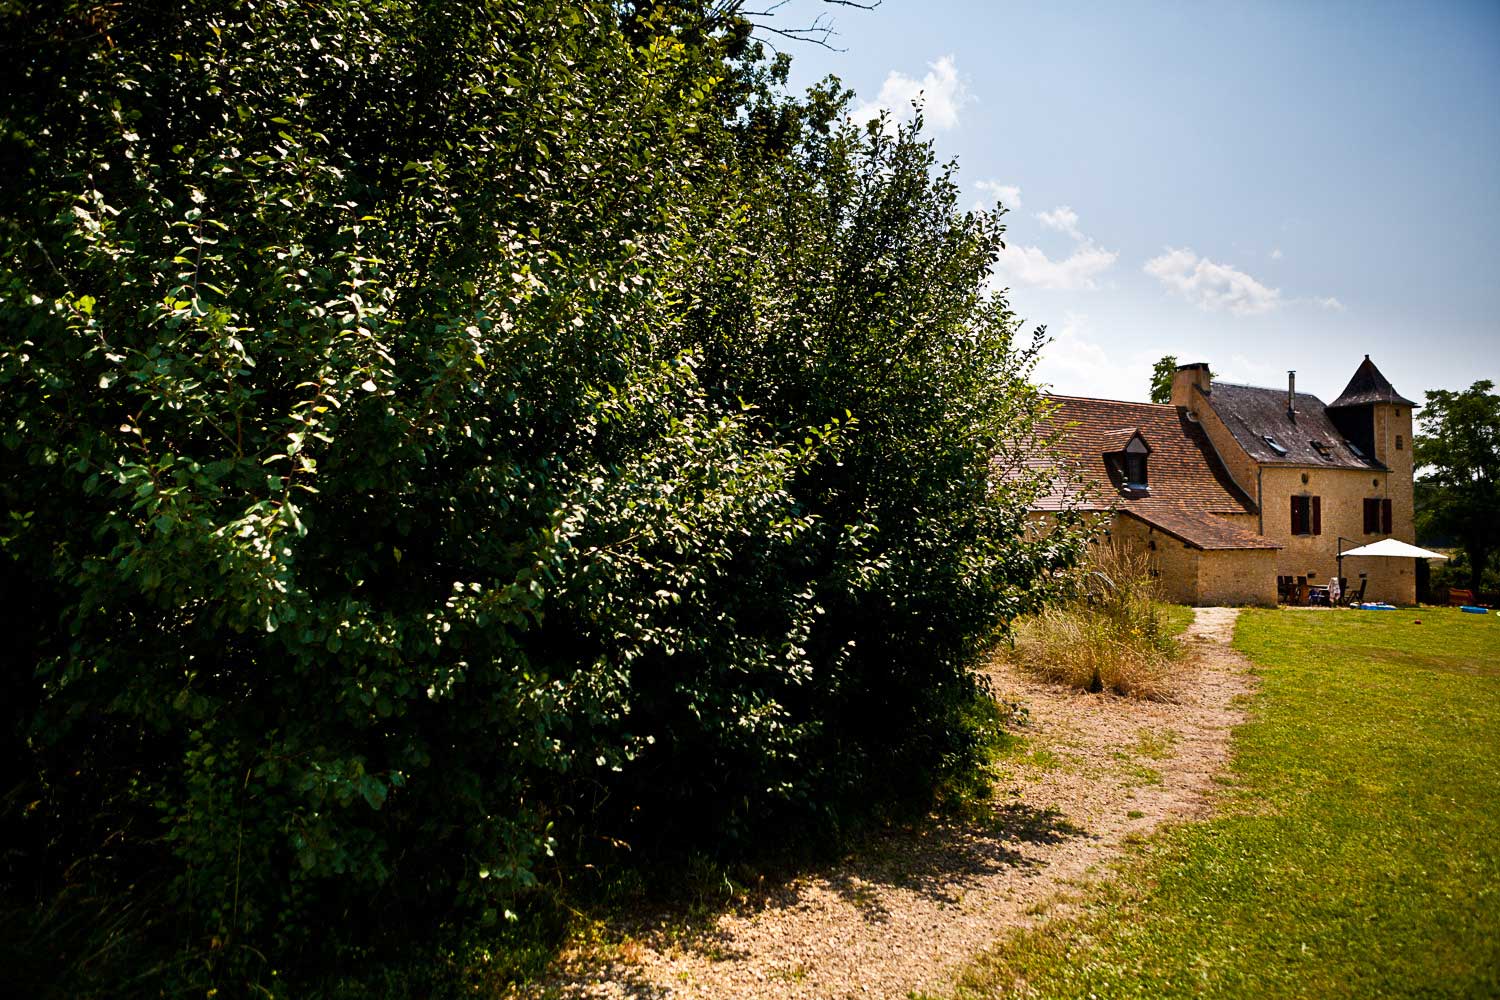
(946, 608), (1500, 999)
(0, 1), (1078, 992)
(1148, 355), (1177, 405)
(1414, 380), (1500, 593)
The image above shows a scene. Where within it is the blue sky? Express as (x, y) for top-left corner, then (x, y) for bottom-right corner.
(774, 1), (1500, 408)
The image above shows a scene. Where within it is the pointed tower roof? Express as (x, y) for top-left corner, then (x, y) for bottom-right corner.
(1328, 355), (1416, 409)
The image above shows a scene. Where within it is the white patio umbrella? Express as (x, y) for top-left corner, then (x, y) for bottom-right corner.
(1338, 538), (1449, 560)
(1337, 538), (1448, 605)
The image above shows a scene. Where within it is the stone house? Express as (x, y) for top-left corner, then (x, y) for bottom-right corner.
(1034, 356), (1417, 606)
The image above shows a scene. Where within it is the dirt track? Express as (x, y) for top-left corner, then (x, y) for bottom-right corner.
(535, 608), (1254, 999)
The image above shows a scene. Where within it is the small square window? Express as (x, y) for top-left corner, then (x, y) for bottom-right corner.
(1396, 434), (1404, 450)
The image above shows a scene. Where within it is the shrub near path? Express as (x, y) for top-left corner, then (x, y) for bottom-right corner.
(951, 607), (1500, 1000)
(535, 608), (1250, 998)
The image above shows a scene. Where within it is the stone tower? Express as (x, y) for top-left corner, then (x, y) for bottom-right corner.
(1326, 355), (1416, 543)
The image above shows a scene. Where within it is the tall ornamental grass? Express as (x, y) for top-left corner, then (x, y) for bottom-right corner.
(1008, 543), (1181, 699)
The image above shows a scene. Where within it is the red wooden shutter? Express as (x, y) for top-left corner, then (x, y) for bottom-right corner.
(1381, 498), (1392, 534)
(1362, 499), (1373, 534)
(1291, 496), (1303, 535)
(1312, 495), (1322, 536)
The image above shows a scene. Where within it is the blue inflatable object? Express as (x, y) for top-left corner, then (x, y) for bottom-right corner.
(1358, 603), (1397, 611)
(1460, 605), (1488, 614)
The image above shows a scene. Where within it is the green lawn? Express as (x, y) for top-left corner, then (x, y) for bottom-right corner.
(946, 607), (1500, 1000)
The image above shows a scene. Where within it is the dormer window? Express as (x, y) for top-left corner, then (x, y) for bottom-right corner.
(1102, 427), (1151, 491)
(1263, 434), (1289, 456)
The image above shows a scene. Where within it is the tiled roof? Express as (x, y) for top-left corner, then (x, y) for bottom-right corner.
(1098, 427), (1145, 452)
(1328, 355), (1417, 409)
(1035, 395), (1258, 516)
(1120, 505), (1280, 551)
(1204, 382), (1381, 470)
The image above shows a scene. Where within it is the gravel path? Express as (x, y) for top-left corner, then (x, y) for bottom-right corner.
(536, 607), (1254, 999)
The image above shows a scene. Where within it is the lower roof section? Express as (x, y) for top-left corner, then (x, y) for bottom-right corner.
(1118, 505), (1282, 552)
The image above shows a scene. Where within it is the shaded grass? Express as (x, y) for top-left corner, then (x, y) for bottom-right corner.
(945, 607), (1500, 1000)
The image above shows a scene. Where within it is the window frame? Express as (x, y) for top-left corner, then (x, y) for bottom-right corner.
(1291, 494), (1322, 536)
(1364, 497), (1393, 535)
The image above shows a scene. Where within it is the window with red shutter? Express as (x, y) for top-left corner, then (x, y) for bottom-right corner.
(1312, 495), (1322, 535)
(1363, 498), (1379, 534)
(1382, 498), (1392, 534)
(1291, 496), (1304, 535)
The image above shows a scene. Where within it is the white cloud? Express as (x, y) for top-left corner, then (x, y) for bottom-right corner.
(1270, 248), (1284, 260)
(992, 206), (1117, 291)
(1037, 206), (1082, 240)
(1218, 353), (1281, 386)
(1314, 295), (1346, 311)
(851, 55), (970, 132)
(1144, 247), (1282, 316)
(974, 179), (1022, 210)
(1031, 313), (1115, 394)
(1030, 314), (1163, 401)
(995, 243), (1119, 291)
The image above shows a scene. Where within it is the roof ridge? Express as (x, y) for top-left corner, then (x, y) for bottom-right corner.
(1213, 381), (1331, 408)
(1044, 393), (1174, 408)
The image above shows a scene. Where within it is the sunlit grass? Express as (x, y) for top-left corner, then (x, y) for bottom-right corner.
(944, 606), (1500, 999)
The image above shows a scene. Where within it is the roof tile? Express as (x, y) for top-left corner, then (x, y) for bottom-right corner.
(1206, 382), (1380, 469)
(1121, 505), (1280, 551)
(1328, 355), (1417, 408)
(1035, 395), (1258, 516)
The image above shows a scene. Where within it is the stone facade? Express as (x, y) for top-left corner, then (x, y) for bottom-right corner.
(1254, 465), (1415, 605)
(1112, 513), (1278, 606)
(1169, 357), (1419, 605)
(1031, 355), (1422, 607)
(1194, 546), (1280, 606)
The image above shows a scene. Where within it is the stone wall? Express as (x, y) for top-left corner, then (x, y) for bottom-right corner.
(1372, 402), (1415, 545)
(1196, 548), (1278, 606)
(1111, 514), (1201, 605)
(1258, 465), (1416, 605)
(1112, 514), (1277, 606)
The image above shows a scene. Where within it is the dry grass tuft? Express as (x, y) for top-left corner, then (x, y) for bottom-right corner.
(1007, 542), (1181, 699)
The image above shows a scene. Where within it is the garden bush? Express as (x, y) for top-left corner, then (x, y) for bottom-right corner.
(0, 1), (1080, 993)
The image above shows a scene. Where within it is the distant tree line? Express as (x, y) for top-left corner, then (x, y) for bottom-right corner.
(1415, 381), (1500, 595)
(0, 1), (1079, 994)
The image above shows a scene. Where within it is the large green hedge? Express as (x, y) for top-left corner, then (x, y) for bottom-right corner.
(0, 1), (1079, 992)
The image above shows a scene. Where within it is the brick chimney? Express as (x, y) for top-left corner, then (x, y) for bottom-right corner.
(1287, 371), (1296, 422)
(1170, 362), (1212, 410)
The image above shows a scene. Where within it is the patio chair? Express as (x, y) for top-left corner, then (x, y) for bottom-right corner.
(1346, 578), (1367, 606)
